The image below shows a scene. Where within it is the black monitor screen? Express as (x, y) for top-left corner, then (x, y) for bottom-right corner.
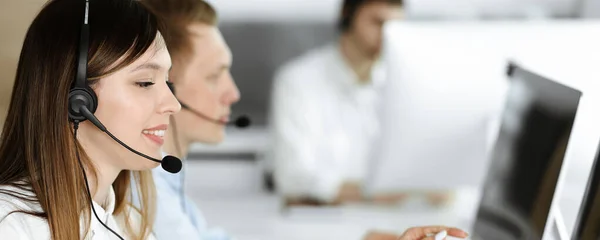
(472, 64), (582, 240)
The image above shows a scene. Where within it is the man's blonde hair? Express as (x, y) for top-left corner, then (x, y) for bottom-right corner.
(141, 0), (218, 62)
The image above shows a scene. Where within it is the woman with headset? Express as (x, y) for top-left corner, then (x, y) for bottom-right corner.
(0, 0), (180, 239)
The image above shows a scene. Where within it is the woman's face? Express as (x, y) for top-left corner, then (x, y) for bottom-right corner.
(78, 37), (181, 172)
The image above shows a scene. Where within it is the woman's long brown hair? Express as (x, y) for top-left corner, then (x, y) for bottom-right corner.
(0, 0), (165, 239)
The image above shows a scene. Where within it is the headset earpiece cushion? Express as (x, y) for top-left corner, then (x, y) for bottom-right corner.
(68, 87), (98, 121)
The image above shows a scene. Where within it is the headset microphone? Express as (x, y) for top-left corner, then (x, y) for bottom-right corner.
(77, 106), (182, 173)
(233, 115), (251, 128)
(179, 102), (252, 128)
(166, 81), (252, 129)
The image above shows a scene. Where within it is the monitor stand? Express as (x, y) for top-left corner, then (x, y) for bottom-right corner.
(472, 204), (539, 240)
(543, 209), (570, 240)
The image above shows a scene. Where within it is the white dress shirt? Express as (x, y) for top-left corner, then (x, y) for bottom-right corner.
(267, 43), (387, 202)
(0, 183), (156, 240)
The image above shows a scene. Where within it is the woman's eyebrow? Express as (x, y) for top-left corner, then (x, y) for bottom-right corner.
(130, 62), (165, 73)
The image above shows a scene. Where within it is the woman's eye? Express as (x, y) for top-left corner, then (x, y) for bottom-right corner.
(136, 81), (155, 88)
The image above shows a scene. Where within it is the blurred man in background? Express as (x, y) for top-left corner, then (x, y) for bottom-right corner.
(268, 0), (452, 206)
(268, 0), (402, 206)
(138, 0), (239, 239)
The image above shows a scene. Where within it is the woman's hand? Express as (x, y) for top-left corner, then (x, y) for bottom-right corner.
(398, 226), (468, 240)
(364, 226), (468, 240)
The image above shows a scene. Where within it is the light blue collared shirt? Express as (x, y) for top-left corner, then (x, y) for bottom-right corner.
(131, 152), (232, 240)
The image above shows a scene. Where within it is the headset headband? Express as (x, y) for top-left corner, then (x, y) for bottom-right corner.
(75, 0), (90, 89)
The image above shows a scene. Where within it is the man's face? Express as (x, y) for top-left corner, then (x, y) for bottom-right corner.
(172, 23), (240, 144)
(348, 2), (403, 59)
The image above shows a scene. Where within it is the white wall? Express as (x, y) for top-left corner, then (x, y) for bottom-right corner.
(206, 0), (341, 22)
(407, 0), (579, 18)
(0, 0), (47, 128)
(579, 0), (600, 17)
(207, 0), (582, 22)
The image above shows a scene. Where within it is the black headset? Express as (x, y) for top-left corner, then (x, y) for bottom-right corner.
(68, 0), (97, 124)
(339, 0), (369, 32)
(338, 0), (404, 32)
(68, 1), (125, 239)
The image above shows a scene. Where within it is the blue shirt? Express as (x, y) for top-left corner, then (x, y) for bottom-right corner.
(131, 152), (232, 240)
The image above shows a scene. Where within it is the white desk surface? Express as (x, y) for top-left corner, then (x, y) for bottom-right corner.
(187, 182), (478, 240)
(182, 152), (587, 240)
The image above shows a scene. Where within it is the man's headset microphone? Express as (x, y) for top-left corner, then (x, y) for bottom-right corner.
(68, 1), (250, 239)
(165, 82), (251, 129)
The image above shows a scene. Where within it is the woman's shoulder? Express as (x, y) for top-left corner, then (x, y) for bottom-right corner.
(0, 183), (40, 210)
(0, 208), (48, 239)
(0, 184), (48, 239)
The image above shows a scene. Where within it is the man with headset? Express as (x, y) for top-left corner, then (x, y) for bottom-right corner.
(267, 0), (453, 207)
(267, 0), (402, 206)
(137, 0), (468, 239)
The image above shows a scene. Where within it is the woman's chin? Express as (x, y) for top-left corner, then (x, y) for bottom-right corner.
(127, 154), (162, 171)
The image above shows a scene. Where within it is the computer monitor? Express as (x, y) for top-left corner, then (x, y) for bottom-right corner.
(471, 63), (582, 240)
(366, 22), (510, 195)
(571, 140), (600, 240)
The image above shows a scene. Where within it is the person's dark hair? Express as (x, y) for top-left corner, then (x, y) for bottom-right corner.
(338, 0), (404, 32)
(0, 0), (164, 239)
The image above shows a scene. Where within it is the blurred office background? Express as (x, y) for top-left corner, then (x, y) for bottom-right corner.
(3, 0), (600, 239)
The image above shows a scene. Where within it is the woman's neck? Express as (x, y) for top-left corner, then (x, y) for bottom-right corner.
(84, 162), (119, 207)
(76, 137), (121, 207)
